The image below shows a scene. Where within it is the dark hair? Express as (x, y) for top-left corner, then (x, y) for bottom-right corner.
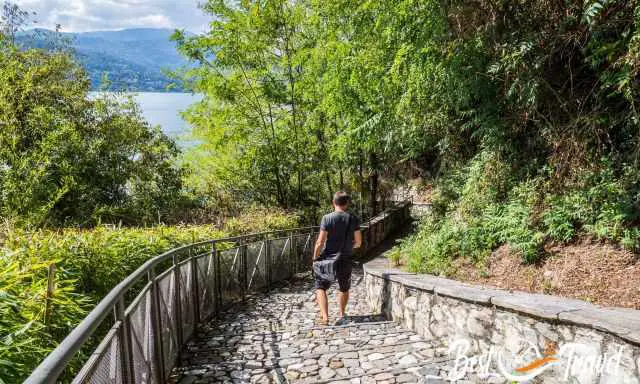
(333, 191), (350, 207)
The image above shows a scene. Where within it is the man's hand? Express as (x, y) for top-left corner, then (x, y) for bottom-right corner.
(313, 230), (328, 261)
(353, 230), (362, 249)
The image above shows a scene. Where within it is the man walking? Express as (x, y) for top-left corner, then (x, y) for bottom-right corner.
(313, 191), (362, 325)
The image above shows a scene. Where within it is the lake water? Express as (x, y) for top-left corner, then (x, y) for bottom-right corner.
(92, 92), (201, 147)
(134, 92), (200, 140)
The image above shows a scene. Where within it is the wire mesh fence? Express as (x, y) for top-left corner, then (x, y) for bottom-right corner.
(72, 326), (122, 384)
(26, 202), (412, 384)
(157, 271), (177, 383)
(128, 287), (155, 384)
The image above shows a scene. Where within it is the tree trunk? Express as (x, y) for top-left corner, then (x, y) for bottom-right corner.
(359, 153), (365, 219)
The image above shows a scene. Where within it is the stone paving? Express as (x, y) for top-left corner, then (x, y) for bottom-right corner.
(168, 264), (468, 384)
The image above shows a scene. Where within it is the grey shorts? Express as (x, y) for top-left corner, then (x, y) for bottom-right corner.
(314, 259), (353, 292)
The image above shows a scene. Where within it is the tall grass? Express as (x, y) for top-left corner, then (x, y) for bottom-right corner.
(0, 209), (299, 383)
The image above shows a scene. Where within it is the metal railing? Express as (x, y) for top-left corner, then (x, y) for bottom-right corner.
(25, 201), (411, 384)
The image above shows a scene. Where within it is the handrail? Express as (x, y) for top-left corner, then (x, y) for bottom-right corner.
(24, 245), (187, 383)
(23, 226), (314, 384)
(25, 201), (412, 384)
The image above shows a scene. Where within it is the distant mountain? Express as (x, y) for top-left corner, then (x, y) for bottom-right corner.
(18, 28), (191, 92)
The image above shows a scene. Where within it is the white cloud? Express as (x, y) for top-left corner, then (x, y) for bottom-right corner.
(12, 0), (210, 33)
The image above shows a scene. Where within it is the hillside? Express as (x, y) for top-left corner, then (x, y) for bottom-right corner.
(18, 28), (189, 92)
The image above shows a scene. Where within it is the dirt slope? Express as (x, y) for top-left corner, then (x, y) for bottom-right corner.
(452, 239), (640, 309)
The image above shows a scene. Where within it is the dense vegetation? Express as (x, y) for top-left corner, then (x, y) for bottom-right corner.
(0, 4), (299, 382)
(0, 23), (186, 227)
(174, 0), (640, 273)
(3, 0), (640, 381)
(0, 209), (298, 382)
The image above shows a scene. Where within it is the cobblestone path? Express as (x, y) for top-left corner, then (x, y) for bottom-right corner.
(168, 261), (467, 384)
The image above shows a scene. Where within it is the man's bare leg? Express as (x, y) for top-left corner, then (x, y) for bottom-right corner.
(316, 289), (329, 322)
(338, 290), (349, 318)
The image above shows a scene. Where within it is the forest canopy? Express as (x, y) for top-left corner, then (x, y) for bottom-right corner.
(174, 0), (640, 264)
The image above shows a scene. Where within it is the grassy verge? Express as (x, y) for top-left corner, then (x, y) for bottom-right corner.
(0, 208), (299, 383)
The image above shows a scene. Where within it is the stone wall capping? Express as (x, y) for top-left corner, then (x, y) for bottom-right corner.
(394, 274), (437, 292)
(362, 259), (414, 278)
(434, 283), (498, 305)
(365, 256), (640, 347)
(558, 307), (640, 345)
(489, 292), (592, 322)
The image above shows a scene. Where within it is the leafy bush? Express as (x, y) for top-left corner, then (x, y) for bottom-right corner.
(543, 165), (637, 244)
(402, 154), (545, 274)
(0, 259), (92, 383)
(0, 30), (185, 227)
(223, 207), (300, 236)
(621, 228), (640, 253)
(403, 160), (640, 275)
(0, 209), (299, 383)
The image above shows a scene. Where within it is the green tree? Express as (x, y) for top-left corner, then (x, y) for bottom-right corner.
(0, 4), (185, 226)
(177, 0), (640, 253)
(174, 0), (311, 208)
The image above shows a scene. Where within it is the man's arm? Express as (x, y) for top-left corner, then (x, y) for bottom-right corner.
(313, 230), (328, 260)
(353, 230), (362, 249)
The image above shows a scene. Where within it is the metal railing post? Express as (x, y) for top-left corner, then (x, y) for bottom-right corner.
(289, 231), (295, 277)
(310, 229), (316, 269)
(172, 254), (184, 353)
(114, 297), (134, 384)
(211, 241), (220, 316)
(367, 219), (372, 250)
(240, 240), (248, 302)
(265, 237), (271, 291)
(148, 268), (165, 382)
(213, 242), (221, 312)
(189, 247), (200, 324)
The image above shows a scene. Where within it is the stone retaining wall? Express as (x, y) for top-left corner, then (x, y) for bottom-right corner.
(364, 256), (640, 383)
(359, 202), (412, 254)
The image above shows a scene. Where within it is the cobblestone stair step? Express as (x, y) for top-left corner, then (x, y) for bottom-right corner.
(183, 322), (414, 360)
(174, 350), (453, 384)
(276, 339), (449, 383)
(193, 319), (403, 344)
(305, 358), (456, 384)
(195, 300), (369, 337)
(206, 309), (378, 336)
(180, 331), (433, 368)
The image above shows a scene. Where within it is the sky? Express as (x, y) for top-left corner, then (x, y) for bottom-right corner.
(13, 0), (210, 33)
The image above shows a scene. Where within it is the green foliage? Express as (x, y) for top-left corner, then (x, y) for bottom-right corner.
(172, 0), (464, 213)
(402, 154), (538, 273)
(403, 157), (640, 273)
(388, 248), (402, 267)
(0, 28), (185, 227)
(0, 209), (298, 383)
(0, 258), (92, 383)
(172, 0), (312, 207)
(543, 164), (639, 245)
(223, 207), (300, 236)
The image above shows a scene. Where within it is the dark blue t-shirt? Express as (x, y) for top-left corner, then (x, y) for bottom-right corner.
(320, 211), (360, 257)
